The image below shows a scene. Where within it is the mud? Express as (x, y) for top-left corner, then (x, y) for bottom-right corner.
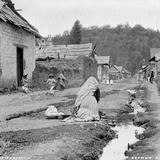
(125, 85), (160, 159)
(5, 100), (75, 121)
(100, 124), (145, 160)
(0, 123), (115, 160)
(6, 89), (120, 121)
(64, 89), (120, 100)
(98, 85), (147, 160)
(0, 79), (141, 159)
(0, 88), (123, 159)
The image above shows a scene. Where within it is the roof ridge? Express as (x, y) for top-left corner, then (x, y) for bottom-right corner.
(0, 3), (39, 36)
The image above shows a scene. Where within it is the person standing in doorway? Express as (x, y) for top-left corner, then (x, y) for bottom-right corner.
(150, 71), (154, 83)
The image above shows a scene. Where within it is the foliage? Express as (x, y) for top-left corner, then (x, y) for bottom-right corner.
(52, 31), (70, 45)
(52, 20), (82, 45)
(51, 23), (160, 74)
(70, 20), (82, 44)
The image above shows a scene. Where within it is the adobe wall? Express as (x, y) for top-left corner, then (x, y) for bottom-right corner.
(0, 21), (35, 88)
(32, 56), (97, 90)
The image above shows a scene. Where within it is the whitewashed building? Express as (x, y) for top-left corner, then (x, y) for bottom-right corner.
(0, 1), (39, 88)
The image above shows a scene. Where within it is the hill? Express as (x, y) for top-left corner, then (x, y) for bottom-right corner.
(52, 24), (160, 74)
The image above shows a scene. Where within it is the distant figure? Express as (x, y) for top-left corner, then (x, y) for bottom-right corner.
(110, 79), (114, 85)
(150, 71), (154, 83)
(137, 73), (140, 81)
(47, 74), (57, 95)
(56, 73), (67, 91)
(102, 74), (106, 84)
(21, 74), (29, 93)
(106, 74), (110, 85)
(147, 73), (150, 82)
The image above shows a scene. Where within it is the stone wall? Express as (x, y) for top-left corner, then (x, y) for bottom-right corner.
(0, 21), (35, 88)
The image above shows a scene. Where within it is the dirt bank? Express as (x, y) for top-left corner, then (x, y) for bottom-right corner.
(0, 89), (123, 159)
(125, 84), (160, 159)
(0, 122), (115, 160)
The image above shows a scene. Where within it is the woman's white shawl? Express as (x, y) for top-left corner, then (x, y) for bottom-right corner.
(74, 76), (99, 107)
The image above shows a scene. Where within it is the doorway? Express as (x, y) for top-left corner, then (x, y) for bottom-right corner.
(17, 47), (24, 86)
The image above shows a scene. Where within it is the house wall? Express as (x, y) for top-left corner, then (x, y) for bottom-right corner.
(97, 65), (102, 81)
(103, 65), (109, 79)
(156, 61), (160, 93)
(0, 36), (2, 86)
(109, 66), (121, 80)
(0, 21), (35, 88)
(151, 62), (157, 78)
(157, 61), (160, 73)
(97, 64), (109, 82)
(83, 56), (97, 80)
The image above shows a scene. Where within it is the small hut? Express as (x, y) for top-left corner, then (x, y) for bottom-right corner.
(109, 65), (121, 80)
(0, 1), (39, 89)
(95, 55), (110, 82)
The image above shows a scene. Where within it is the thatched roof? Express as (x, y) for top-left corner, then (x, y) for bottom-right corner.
(36, 43), (92, 60)
(109, 65), (120, 73)
(0, 1), (39, 36)
(95, 55), (110, 65)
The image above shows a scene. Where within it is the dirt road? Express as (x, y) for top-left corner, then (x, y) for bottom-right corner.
(0, 79), (139, 159)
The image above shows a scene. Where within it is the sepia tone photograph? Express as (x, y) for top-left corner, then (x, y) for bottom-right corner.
(0, 0), (160, 159)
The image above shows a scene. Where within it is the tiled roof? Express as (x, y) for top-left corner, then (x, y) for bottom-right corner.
(0, 1), (39, 35)
(36, 43), (92, 60)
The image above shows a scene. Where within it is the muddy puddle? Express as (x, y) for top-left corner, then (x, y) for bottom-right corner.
(100, 123), (144, 160)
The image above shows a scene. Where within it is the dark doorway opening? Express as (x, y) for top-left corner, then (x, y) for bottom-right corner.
(17, 47), (24, 86)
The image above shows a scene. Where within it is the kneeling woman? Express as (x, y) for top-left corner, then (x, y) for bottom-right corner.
(64, 76), (100, 122)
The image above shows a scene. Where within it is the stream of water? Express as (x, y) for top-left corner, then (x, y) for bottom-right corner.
(100, 123), (144, 160)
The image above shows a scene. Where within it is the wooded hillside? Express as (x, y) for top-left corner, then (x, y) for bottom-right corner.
(52, 24), (160, 74)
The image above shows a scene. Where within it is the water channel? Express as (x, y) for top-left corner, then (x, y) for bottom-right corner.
(100, 123), (144, 160)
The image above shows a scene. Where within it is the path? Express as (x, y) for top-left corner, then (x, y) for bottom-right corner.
(0, 79), (137, 122)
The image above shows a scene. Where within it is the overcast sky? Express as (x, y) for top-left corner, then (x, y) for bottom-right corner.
(13, 0), (160, 37)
